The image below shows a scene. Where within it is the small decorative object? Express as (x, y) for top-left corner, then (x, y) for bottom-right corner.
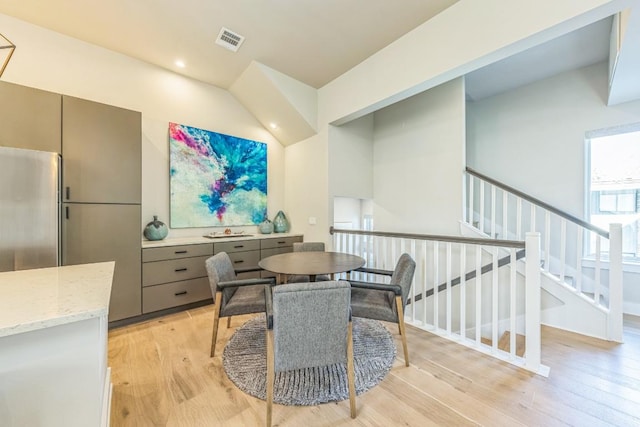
(224, 228), (232, 235)
(273, 210), (289, 233)
(143, 215), (169, 241)
(259, 218), (274, 234)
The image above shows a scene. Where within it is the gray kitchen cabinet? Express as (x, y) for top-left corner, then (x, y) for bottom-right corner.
(62, 95), (142, 322)
(141, 244), (214, 314)
(139, 235), (303, 316)
(214, 240), (261, 279)
(0, 81), (61, 153)
(260, 236), (302, 278)
(62, 96), (141, 204)
(62, 203), (142, 322)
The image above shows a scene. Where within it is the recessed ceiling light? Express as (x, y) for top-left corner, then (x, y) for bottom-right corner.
(269, 123), (278, 129)
(175, 60), (186, 68)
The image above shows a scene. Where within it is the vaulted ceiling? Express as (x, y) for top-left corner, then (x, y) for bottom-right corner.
(2, 1), (638, 145)
(0, 0), (458, 89)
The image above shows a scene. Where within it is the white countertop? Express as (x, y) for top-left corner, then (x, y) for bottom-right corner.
(142, 232), (303, 248)
(0, 262), (115, 338)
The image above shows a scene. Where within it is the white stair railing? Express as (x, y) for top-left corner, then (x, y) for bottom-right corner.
(464, 167), (623, 342)
(331, 227), (549, 376)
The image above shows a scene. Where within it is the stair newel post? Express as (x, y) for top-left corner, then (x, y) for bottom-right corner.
(608, 223), (624, 343)
(525, 232), (542, 373)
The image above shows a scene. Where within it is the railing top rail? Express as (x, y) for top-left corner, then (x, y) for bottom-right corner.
(330, 226), (525, 248)
(465, 167), (609, 239)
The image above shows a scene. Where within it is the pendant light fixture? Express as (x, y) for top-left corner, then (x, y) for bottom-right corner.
(0, 33), (16, 78)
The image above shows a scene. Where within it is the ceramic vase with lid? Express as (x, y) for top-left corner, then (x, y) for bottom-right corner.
(143, 215), (169, 241)
(273, 210), (289, 233)
(259, 218), (274, 234)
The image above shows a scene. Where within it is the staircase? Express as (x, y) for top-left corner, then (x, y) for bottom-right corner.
(328, 169), (623, 376)
(463, 167), (623, 342)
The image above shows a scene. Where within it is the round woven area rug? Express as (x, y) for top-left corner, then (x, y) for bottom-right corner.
(222, 315), (396, 406)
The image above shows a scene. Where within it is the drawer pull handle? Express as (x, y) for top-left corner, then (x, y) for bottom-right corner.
(175, 268), (188, 272)
(234, 245), (244, 248)
(175, 250), (188, 254)
(174, 291), (188, 296)
(277, 241), (286, 244)
(234, 260), (244, 264)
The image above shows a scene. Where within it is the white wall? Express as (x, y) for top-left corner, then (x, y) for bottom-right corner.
(0, 13), (284, 238)
(283, 131), (328, 242)
(467, 62), (640, 217)
(333, 197), (363, 230)
(328, 114), (374, 200)
(372, 78), (466, 235)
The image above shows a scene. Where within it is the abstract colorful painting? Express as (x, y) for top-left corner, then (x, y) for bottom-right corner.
(169, 122), (267, 228)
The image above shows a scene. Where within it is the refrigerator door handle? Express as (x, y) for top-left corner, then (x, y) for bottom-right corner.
(65, 206), (69, 219)
(65, 186), (70, 200)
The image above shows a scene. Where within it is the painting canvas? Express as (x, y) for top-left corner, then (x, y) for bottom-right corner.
(169, 122), (267, 228)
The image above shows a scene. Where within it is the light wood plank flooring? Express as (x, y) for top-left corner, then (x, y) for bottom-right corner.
(108, 308), (640, 426)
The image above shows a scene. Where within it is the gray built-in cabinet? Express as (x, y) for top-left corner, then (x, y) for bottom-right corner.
(141, 235), (303, 315)
(0, 81), (142, 322)
(0, 81), (61, 152)
(62, 96), (141, 204)
(61, 95), (142, 322)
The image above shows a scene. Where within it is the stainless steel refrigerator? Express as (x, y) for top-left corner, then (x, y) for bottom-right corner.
(0, 146), (60, 272)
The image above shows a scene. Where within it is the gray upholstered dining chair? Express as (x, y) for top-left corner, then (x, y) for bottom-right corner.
(288, 241), (330, 283)
(349, 253), (416, 366)
(265, 280), (356, 427)
(205, 252), (275, 357)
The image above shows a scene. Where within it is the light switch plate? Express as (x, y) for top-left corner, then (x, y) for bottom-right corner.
(308, 216), (317, 225)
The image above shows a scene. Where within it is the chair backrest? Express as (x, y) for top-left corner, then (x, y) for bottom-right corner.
(390, 253), (416, 305)
(271, 280), (350, 372)
(205, 252), (237, 293)
(293, 241), (325, 252)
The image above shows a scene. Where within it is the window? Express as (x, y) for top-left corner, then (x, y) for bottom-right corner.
(592, 190), (637, 214)
(587, 124), (640, 259)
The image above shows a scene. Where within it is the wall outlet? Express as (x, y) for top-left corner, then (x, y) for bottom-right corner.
(308, 216), (317, 225)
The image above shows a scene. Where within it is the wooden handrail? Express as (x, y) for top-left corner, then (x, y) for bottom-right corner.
(465, 166), (609, 239)
(330, 226), (525, 248)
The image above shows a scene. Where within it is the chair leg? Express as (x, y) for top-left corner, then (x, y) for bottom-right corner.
(347, 320), (357, 418)
(210, 291), (222, 357)
(227, 316), (232, 328)
(266, 329), (275, 427)
(396, 296), (409, 367)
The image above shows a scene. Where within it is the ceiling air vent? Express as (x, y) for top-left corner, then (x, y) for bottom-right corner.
(215, 27), (245, 52)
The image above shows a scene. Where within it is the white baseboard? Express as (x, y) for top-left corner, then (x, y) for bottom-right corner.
(624, 302), (640, 316)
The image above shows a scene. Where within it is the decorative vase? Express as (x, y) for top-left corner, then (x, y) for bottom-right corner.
(144, 215), (168, 241)
(259, 218), (274, 234)
(273, 210), (289, 233)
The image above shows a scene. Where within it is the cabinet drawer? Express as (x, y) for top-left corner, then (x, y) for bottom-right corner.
(143, 244), (213, 262)
(228, 249), (260, 270)
(238, 270), (262, 280)
(260, 235), (302, 250)
(142, 277), (212, 314)
(260, 246), (293, 259)
(214, 239), (260, 254)
(142, 255), (209, 287)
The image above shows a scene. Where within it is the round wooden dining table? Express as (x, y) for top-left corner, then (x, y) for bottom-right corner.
(258, 251), (365, 283)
